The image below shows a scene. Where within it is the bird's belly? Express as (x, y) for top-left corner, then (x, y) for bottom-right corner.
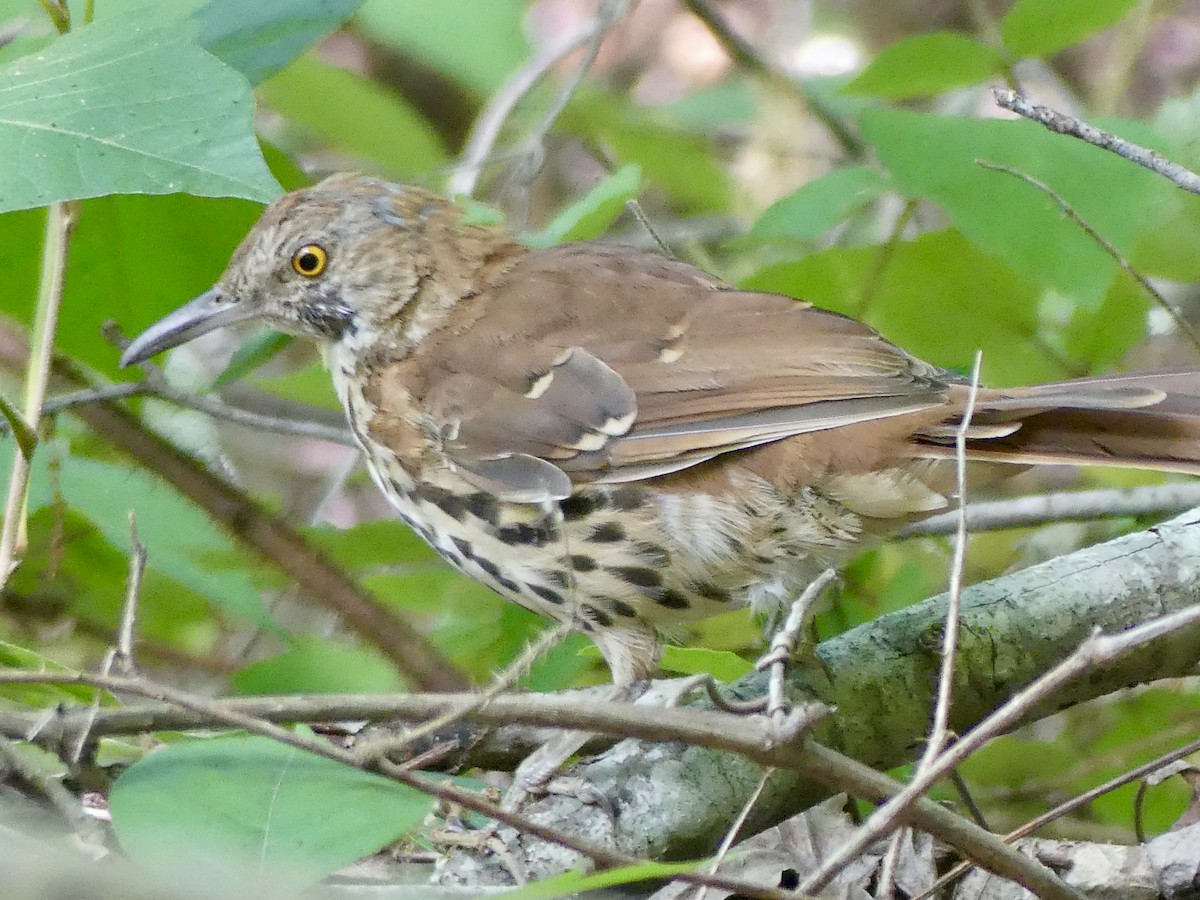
(359, 440), (863, 628)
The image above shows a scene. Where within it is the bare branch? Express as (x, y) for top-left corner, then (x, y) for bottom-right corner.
(449, 0), (628, 198)
(992, 88), (1200, 194)
(977, 159), (1200, 350)
(901, 482), (1200, 536)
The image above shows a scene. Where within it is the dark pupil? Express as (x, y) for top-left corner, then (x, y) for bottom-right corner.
(299, 251), (319, 272)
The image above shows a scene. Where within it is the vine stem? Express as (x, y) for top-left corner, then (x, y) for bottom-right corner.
(0, 201), (76, 585)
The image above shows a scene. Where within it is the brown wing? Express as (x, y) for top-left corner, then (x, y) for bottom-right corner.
(410, 243), (955, 501)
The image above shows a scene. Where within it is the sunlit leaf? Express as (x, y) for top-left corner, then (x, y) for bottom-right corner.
(526, 164), (641, 248)
(845, 33), (1003, 99)
(1001, 0), (1140, 58)
(751, 166), (889, 240)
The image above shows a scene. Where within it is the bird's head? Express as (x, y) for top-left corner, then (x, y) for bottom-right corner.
(120, 173), (513, 368)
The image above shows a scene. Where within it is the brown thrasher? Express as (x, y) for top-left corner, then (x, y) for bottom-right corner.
(121, 173), (1200, 725)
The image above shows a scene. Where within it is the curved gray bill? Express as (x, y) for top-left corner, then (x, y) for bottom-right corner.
(119, 289), (262, 368)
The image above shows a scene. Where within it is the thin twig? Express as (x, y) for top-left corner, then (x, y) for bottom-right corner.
(927, 351), (982, 763)
(0, 201), (76, 586)
(993, 88), (1200, 195)
(800, 598), (1200, 895)
(756, 568), (836, 736)
(115, 513), (145, 674)
(915, 732), (1200, 899)
(682, 0), (863, 157)
(977, 159), (1200, 351)
(0, 669), (795, 900)
(448, 0), (628, 198)
(0, 668), (1084, 900)
(354, 619), (576, 764)
(901, 482), (1200, 537)
(872, 352), (982, 900)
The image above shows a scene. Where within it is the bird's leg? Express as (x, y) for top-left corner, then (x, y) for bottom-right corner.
(503, 676), (651, 813)
(502, 623), (660, 812)
(753, 568), (838, 742)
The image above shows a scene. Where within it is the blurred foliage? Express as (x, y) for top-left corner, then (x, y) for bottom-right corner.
(0, 0), (1198, 891)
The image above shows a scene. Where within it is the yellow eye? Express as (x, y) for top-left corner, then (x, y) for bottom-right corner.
(291, 244), (327, 277)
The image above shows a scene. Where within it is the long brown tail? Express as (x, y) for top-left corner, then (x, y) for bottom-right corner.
(915, 371), (1200, 476)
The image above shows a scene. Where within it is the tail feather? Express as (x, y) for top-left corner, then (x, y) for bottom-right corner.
(914, 370), (1200, 476)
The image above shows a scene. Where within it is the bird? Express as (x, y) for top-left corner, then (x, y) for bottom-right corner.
(121, 172), (1200, 785)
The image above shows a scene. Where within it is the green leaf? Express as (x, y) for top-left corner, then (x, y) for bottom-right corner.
(0, 17), (279, 212)
(259, 53), (448, 179)
(231, 637), (405, 695)
(660, 646), (753, 681)
(210, 330), (293, 390)
(110, 735), (432, 891)
(306, 519), (437, 570)
(0, 391), (35, 459)
(193, 0), (362, 86)
(526, 164), (642, 248)
(0, 441), (275, 627)
(562, 90), (731, 213)
(501, 857), (710, 900)
(354, 0), (528, 94)
(751, 166), (889, 240)
(0, 193), (264, 380)
(859, 108), (1173, 306)
(91, 0), (361, 86)
(0, 639), (107, 706)
(743, 229), (1063, 385)
(844, 33), (1004, 99)
(1001, 0), (1140, 58)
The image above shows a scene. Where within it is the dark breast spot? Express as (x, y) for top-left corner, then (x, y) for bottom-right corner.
(570, 554), (597, 572)
(465, 492), (500, 525)
(497, 521), (556, 546)
(657, 589), (692, 610)
(584, 605), (613, 628)
(529, 584), (566, 606)
(588, 521), (626, 543)
(695, 582), (732, 603)
(608, 566), (663, 589)
(634, 541), (670, 566)
(610, 486), (646, 510)
(416, 484), (468, 520)
(611, 599), (639, 619)
(451, 536), (473, 559)
(560, 491), (608, 521)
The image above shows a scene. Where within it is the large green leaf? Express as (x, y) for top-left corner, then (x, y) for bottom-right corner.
(231, 636), (405, 694)
(0, 17), (279, 212)
(354, 0), (527, 94)
(0, 192), (264, 378)
(561, 90), (731, 213)
(1001, 0), (1140, 58)
(110, 735), (432, 891)
(859, 108), (1173, 307)
(751, 165), (890, 240)
(259, 53), (447, 179)
(0, 441), (274, 626)
(743, 229), (1065, 385)
(845, 33), (1003, 99)
(526, 164), (641, 248)
(92, 0), (362, 85)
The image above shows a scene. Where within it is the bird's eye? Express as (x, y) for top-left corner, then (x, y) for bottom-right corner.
(291, 244), (328, 277)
